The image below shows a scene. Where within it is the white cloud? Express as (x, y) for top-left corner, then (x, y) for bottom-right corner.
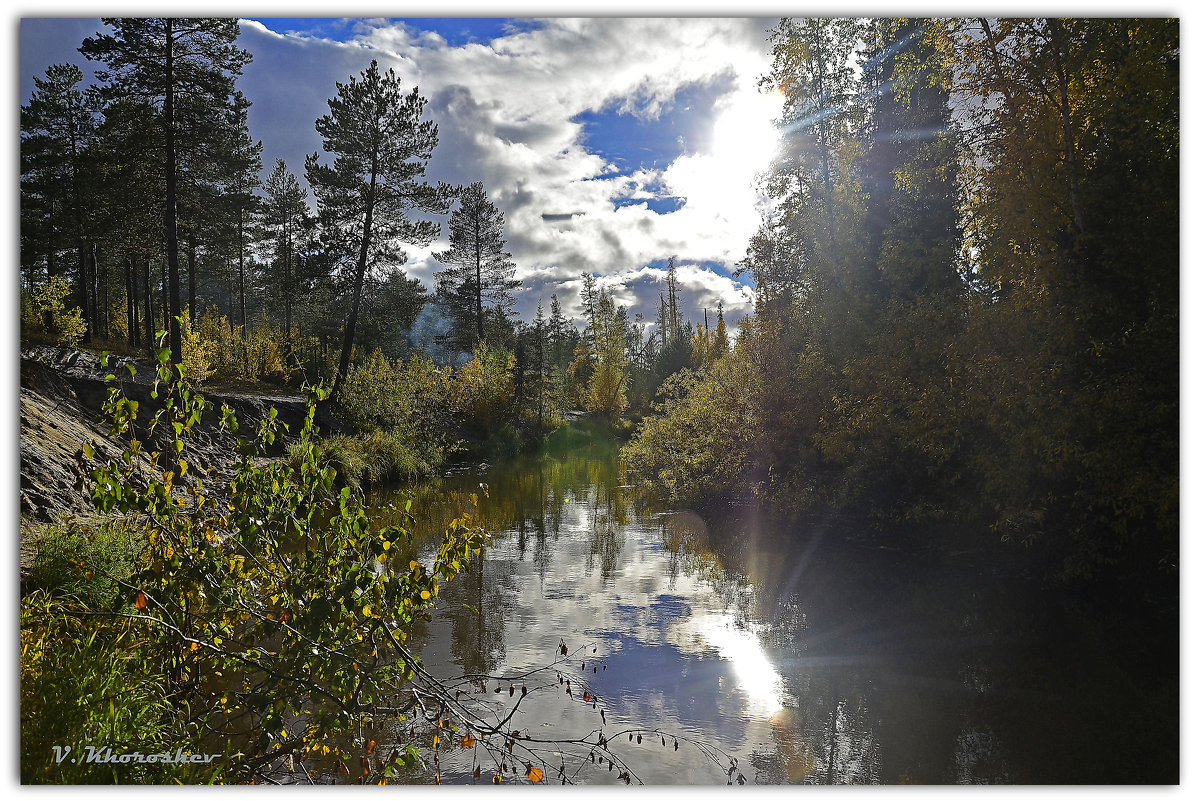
(234, 17), (777, 325)
(19, 17), (777, 328)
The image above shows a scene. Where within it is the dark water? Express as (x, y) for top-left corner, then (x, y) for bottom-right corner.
(367, 435), (1178, 785)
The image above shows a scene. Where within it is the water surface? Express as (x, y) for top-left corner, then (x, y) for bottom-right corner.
(367, 435), (1177, 785)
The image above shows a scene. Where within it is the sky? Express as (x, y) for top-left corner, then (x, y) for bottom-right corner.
(18, 13), (790, 331)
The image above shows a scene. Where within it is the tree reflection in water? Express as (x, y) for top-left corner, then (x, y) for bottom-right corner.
(366, 434), (1176, 784)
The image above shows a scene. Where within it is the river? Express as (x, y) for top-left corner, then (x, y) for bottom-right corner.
(364, 431), (1178, 785)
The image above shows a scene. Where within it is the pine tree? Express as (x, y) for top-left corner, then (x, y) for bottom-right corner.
(21, 63), (101, 336)
(82, 17), (251, 364)
(260, 159), (308, 362)
(548, 294), (569, 368)
(433, 182), (520, 350)
(305, 59), (453, 401)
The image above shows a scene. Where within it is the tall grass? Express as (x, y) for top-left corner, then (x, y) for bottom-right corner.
(21, 521), (223, 783)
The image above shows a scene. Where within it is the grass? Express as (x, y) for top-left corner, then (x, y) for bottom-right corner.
(28, 521), (147, 608)
(21, 519), (224, 784)
(314, 427), (446, 489)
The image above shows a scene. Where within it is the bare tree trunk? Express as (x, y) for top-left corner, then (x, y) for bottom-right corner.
(125, 255), (138, 349)
(143, 256), (155, 352)
(331, 155), (378, 402)
(187, 232), (197, 324)
(163, 18), (182, 364)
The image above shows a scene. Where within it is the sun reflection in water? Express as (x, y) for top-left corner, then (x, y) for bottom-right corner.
(689, 613), (785, 717)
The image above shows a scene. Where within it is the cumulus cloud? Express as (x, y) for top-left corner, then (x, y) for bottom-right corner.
(235, 17), (778, 324)
(21, 16), (778, 329)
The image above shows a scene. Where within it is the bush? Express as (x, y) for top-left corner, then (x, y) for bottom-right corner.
(193, 307), (292, 384)
(621, 347), (762, 506)
(180, 314), (216, 386)
(448, 341), (515, 437)
(337, 348), (407, 431)
(63, 344), (489, 782)
(29, 522), (146, 608)
(22, 275), (87, 346)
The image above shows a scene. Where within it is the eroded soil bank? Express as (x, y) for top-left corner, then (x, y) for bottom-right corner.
(18, 346), (341, 576)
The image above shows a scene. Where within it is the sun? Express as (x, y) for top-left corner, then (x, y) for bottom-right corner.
(709, 86), (785, 177)
(657, 84), (785, 226)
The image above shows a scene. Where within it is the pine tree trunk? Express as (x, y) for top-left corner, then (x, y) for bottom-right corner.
(143, 256), (154, 352)
(187, 233), (197, 324)
(163, 18), (182, 364)
(475, 229), (484, 343)
(331, 161), (378, 402)
(125, 256), (137, 348)
(78, 241), (91, 343)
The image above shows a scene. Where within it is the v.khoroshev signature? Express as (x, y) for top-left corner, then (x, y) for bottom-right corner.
(52, 745), (221, 765)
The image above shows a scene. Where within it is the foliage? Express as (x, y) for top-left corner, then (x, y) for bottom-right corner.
(305, 58), (454, 400)
(336, 347), (408, 431)
(195, 307), (239, 375)
(29, 521), (146, 609)
(622, 340), (762, 506)
(448, 341), (516, 438)
(21, 591), (217, 784)
(179, 313), (216, 385)
(191, 306), (291, 384)
(72, 335), (490, 781)
(586, 289), (629, 420)
(23, 275), (88, 346)
(630, 17), (1178, 589)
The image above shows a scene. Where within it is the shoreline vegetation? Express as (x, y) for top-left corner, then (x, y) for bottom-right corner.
(20, 16), (1177, 785)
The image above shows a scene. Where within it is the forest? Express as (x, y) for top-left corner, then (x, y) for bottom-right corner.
(19, 17), (1178, 785)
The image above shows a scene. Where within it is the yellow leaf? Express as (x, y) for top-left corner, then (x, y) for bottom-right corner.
(528, 767), (544, 783)
(420, 590), (431, 600)
(459, 734), (476, 749)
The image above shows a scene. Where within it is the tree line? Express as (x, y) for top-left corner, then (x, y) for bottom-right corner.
(22, 18), (735, 440)
(624, 17), (1178, 588)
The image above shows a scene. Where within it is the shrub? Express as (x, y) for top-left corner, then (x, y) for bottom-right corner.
(621, 347), (762, 506)
(29, 522), (146, 608)
(448, 341), (515, 437)
(66, 342), (489, 781)
(180, 314), (216, 386)
(338, 348), (406, 431)
(22, 275), (87, 346)
(242, 320), (289, 382)
(193, 308), (292, 384)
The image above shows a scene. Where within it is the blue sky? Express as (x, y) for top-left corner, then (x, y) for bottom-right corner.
(253, 18), (545, 46)
(18, 16), (783, 329)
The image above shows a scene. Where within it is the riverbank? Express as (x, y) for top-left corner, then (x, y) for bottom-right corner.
(18, 346), (343, 577)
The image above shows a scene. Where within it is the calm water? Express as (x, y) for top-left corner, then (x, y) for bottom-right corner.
(366, 434), (1177, 785)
